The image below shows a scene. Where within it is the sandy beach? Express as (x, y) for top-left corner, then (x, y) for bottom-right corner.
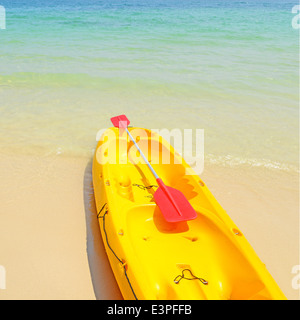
(0, 152), (298, 300)
(0, 153), (120, 300)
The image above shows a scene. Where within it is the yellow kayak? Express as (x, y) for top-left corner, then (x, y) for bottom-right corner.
(92, 126), (286, 300)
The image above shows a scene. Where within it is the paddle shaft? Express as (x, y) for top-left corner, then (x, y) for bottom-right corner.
(125, 128), (159, 180)
(125, 128), (183, 217)
(111, 115), (196, 222)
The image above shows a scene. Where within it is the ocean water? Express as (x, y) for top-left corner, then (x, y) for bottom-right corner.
(0, 0), (299, 173)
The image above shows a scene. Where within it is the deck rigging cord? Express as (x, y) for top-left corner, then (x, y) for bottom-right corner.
(97, 203), (138, 300)
(132, 183), (158, 190)
(174, 269), (208, 285)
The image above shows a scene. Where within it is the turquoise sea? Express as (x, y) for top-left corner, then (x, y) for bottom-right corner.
(0, 0), (299, 172)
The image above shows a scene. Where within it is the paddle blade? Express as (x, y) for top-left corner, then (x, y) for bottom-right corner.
(111, 115), (130, 128)
(154, 180), (197, 222)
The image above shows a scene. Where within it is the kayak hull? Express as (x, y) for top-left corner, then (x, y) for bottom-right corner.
(92, 127), (286, 300)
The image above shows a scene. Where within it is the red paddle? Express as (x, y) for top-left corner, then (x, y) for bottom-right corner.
(111, 115), (197, 223)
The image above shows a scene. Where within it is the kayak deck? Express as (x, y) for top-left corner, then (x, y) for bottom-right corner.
(125, 204), (271, 300)
(92, 127), (286, 300)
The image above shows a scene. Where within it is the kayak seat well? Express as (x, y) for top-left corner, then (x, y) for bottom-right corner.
(125, 204), (272, 299)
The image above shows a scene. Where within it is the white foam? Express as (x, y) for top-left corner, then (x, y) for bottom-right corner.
(205, 154), (299, 173)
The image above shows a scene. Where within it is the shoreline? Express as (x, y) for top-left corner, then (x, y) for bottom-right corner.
(0, 152), (298, 299)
